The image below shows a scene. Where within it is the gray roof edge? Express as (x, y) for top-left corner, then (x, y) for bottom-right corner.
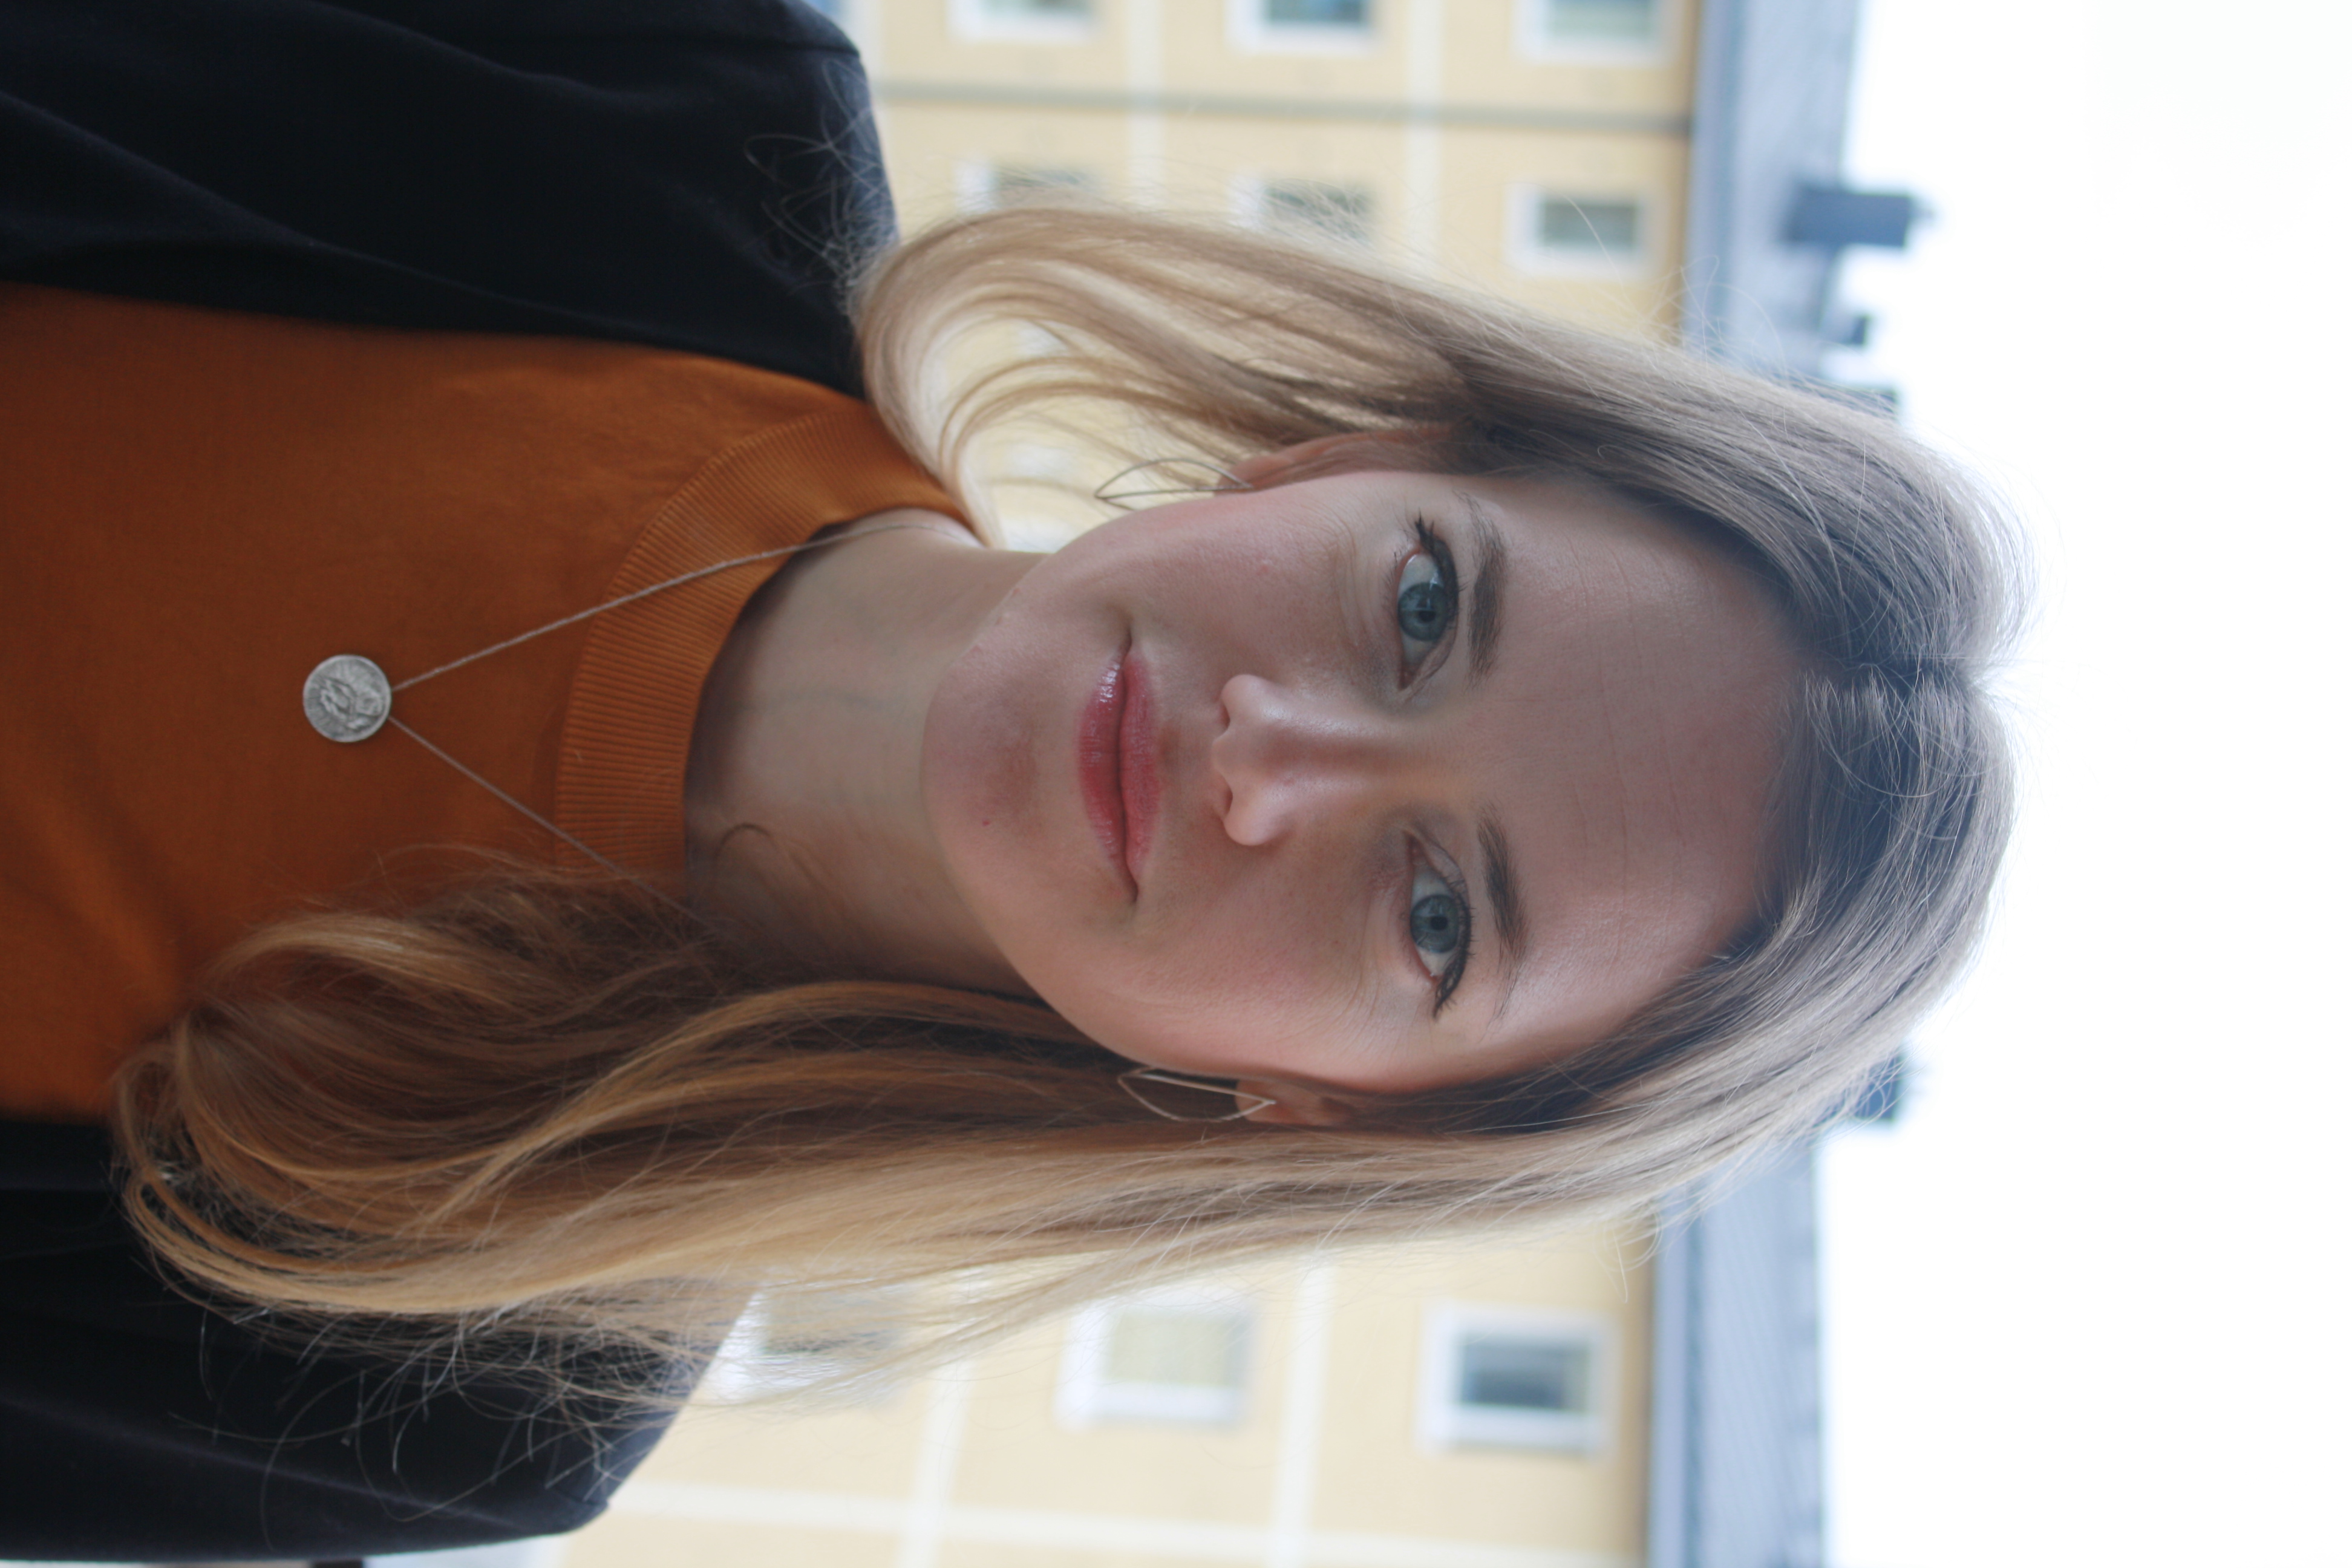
(1678, 0), (1748, 358)
(1678, 0), (1866, 379)
(1643, 1182), (1699, 1568)
(1652, 2), (1865, 1558)
(1645, 1143), (1827, 1568)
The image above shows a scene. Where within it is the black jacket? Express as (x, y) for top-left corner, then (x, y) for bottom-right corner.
(0, 0), (893, 1555)
(1, 0), (888, 390)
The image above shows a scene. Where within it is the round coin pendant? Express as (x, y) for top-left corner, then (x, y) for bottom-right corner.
(302, 655), (393, 743)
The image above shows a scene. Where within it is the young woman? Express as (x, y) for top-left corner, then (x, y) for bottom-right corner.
(0, 0), (2019, 1557)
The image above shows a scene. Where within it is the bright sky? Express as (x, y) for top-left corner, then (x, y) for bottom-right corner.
(1815, 1), (2351, 1564)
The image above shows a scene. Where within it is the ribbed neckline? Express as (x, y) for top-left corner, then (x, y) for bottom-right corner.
(555, 398), (959, 876)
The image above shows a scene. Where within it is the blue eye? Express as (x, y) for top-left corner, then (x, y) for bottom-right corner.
(1408, 863), (1472, 1003)
(1396, 527), (1458, 669)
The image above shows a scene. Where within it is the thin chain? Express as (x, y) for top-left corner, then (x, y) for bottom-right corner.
(377, 520), (938, 907)
(388, 716), (675, 901)
(393, 544), (807, 693)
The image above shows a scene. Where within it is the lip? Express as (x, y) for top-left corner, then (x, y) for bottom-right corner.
(1078, 644), (1159, 894)
(1118, 653), (1161, 885)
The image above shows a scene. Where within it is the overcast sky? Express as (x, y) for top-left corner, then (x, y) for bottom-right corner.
(1814, 1), (2350, 1564)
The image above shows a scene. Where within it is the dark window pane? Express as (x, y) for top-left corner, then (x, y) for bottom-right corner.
(1459, 1335), (1592, 1413)
(1264, 180), (1374, 244)
(1267, 0), (1371, 26)
(991, 166), (1095, 206)
(1537, 197), (1641, 253)
(1104, 1308), (1247, 1390)
(1545, 0), (1653, 44)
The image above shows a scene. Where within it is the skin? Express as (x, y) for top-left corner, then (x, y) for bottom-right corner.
(687, 439), (1802, 1125)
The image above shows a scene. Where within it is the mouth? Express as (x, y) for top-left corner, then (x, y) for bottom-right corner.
(1079, 645), (1159, 894)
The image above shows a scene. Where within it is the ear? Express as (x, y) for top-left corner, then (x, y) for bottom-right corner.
(1235, 1077), (1358, 1128)
(1226, 427), (1447, 491)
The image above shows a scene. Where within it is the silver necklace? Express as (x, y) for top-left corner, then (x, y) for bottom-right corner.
(298, 523), (929, 884)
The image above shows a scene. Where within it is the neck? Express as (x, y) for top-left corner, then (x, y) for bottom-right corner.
(684, 510), (1037, 994)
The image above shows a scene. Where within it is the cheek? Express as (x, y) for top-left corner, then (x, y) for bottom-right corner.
(923, 555), (1106, 867)
(1025, 898), (1364, 1070)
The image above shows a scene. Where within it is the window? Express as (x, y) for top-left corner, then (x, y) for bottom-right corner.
(1267, 0), (1368, 22)
(1241, 177), (1377, 246)
(1057, 1289), (1255, 1427)
(1507, 187), (1650, 275)
(702, 1294), (903, 1403)
(1543, 0), (1653, 42)
(956, 162), (1097, 213)
(1230, 0), (1374, 53)
(1538, 195), (1640, 253)
(1419, 1303), (1612, 1452)
(951, 0), (1093, 43)
(1515, 0), (1668, 59)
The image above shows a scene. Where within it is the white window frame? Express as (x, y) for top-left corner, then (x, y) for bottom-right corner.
(1227, 0), (1378, 56)
(1506, 183), (1655, 277)
(950, 0), (1094, 45)
(1417, 1301), (1615, 1454)
(1056, 1285), (1256, 1429)
(1511, 0), (1678, 64)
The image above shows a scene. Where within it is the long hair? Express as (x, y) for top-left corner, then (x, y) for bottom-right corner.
(115, 206), (2022, 1394)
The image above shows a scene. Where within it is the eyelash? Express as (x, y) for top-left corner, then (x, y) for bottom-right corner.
(1409, 856), (1475, 1010)
(1393, 520), (1474, 1010)
(1394, 519), (1460, 683)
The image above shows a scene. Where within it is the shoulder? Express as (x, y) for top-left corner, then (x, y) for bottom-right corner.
(0, 0), (889, 388)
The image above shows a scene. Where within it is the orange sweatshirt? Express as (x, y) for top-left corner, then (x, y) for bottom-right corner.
(0, 286), (958, 1122)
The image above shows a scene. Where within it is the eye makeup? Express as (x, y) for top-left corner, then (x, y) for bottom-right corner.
(1389, 517), (1477, 1013)
(1395, 518), (1461, 683)
(1408, 846), (1476, 1011)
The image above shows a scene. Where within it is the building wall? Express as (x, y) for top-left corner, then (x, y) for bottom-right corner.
(560, 1230), (1650, 1568)
(866, 0), (1699, 341)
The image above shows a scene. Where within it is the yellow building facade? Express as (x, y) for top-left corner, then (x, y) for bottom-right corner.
(564, 1231), (1651, 1568)
(861, 0), (1699, 342)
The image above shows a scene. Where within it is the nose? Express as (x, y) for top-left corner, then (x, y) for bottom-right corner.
(1210, 673), (1418, 846)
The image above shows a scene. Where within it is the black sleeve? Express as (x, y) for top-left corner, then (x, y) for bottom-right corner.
(0, 1132), (683, 1561)
(0, 0), (893, 393)
(1, 8), (830, 1548)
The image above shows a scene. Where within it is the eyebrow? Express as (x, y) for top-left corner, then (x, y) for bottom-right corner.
(1459, 497), (1509, 682)
(1451, 497), (1526, 1010)
(1478, 814), (1530, 1007)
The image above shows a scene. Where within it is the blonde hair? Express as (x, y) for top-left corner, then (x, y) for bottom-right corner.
(116, 206), (2021, 1396)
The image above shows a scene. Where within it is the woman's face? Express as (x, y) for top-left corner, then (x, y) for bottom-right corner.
(921, 456), (1800, 1109)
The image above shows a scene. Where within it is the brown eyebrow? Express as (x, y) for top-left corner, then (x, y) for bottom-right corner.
(1455, 497), (1524, 1009)
(1478, 813), (1529, 1004)
(1460, 498), (1509, 681)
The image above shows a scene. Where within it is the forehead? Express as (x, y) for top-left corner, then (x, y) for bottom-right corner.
(1418, 474), (1798, 1074)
